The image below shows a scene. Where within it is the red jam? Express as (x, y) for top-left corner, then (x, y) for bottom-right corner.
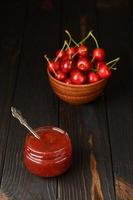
(23, 126), (72, 177)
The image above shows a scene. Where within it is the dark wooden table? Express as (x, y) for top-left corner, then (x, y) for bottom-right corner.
(0, 0), (133, 199)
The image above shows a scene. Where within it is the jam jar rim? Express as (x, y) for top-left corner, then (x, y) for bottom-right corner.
(25, 125), (72, 157)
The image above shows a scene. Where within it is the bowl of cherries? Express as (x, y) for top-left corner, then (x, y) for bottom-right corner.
(44, 30), (120, 105)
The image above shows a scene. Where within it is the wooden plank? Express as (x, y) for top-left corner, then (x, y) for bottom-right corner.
(96, 0), (133, 199)
(0, 1), (27, 184)
(58, 102), (115, 200)
(58, 0), (115, 199)
(0, 1), (60, 199)
(129, 0), (133, 50)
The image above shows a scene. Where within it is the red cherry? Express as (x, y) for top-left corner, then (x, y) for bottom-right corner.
(61, 60), (73, 73)
(92, 48), (105, 61)
(48, 60), (60, 73)
(96, 61), (106, 70)
(78, 45), (88, 57)
(56, 49), (65, 59)
(77, 57), (91, 71)
(98, 63), (111, 79)
(88, 72), (101, 83)
(65, 47), (77, 57)
(61, 53), (70, 61)
(64, 78), (72, 84)
(70, 70), (87, 84)
(56, 70), (66, 82)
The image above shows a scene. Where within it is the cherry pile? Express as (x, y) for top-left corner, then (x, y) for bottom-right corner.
(44, 30), (120, 85)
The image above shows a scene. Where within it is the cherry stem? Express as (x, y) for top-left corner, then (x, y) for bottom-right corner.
(91, 57), (95, 63)
(91, 67), (98, 73)
(89, 32), (99, 48)
(107, 57), (120, 65)
(78, 30), (92, 45)
(44, 54), (50, 64)
(54, 40), (67, 62)
(65, 40), (73, 59)
(44, 54), (57, 77)
(65, 40), (70, 49)
(65, 30), (72, 46)
(72, 51), (78, 59)
(65, 30), (79, 47)
(107, 57), (120, 70)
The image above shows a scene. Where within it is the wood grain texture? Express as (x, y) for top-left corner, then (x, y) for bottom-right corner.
(0, 1), (27, 183)
(57, 0), (116, 199)
(0, 191), (9, 200)
(88, 135), (104, 200)
(0, 0), (133, 200)
(0, 1), (60, 199)
(116, 177), (133, 200)
(58, 98), (115, 199)
(96, 0), (133, 198)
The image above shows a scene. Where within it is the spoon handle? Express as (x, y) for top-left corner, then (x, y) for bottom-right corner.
(11, 107), (40, 140)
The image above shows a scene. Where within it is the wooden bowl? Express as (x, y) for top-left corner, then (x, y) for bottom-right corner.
(47, 70), (107, 105)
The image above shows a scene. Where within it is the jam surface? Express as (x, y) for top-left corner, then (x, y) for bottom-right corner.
(24, 126), (72, 177)
(27, 128), (70, 153)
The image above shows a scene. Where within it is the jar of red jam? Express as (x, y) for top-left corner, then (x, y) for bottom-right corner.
(23, 126), (72, 177)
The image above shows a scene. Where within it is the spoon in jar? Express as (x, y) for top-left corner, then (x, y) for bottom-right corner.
(11, 106), (40, 140)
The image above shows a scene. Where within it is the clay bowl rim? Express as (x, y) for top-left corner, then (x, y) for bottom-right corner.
(47, 69), (106, 88)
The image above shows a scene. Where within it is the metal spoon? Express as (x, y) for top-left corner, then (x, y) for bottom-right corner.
(11, 106), (40, 140)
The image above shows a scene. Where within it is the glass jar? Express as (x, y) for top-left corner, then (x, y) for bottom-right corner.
(23, 126), (72, 177)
